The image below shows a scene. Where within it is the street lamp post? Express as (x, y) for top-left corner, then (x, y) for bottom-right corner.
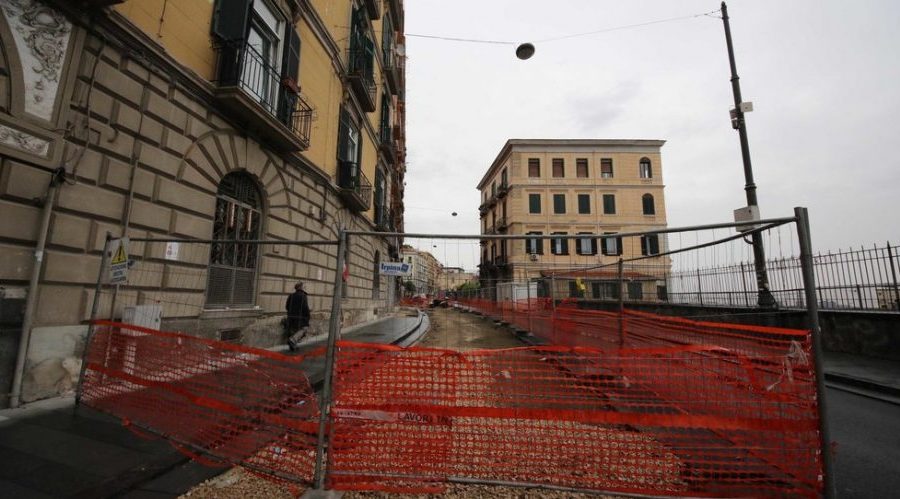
(720, 1), (776, 308)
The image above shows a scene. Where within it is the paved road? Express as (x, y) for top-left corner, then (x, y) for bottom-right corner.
(828, 387), (900, 498)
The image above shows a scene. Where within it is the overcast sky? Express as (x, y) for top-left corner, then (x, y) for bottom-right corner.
(401, 0), (900, 270)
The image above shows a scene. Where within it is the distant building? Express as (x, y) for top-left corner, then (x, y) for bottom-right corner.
(477, 139), (670, 300)
(401, 246), (440, 295)
(439, 266), (477, 292)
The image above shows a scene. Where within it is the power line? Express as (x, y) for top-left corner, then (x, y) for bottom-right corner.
(405, 9), (721, 46)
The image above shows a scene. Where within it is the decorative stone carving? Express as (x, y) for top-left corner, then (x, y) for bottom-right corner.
(0, 123), (50, 156)
(1, 0), (72, 121)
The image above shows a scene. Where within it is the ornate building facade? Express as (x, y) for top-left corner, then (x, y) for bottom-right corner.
(0, 0), (406, 405)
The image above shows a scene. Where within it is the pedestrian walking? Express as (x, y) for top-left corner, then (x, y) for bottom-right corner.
(285, 282), (310, 351)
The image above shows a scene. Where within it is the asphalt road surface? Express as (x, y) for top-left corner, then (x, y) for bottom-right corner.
(827, 387), (900, 498)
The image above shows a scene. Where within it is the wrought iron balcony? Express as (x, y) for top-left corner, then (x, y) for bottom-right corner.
(214, 41), (312, 152)
(484, 226), (497, 236)
(362, 0), (380, 20)
(496, 216), (508, 232)
(383, 48), (402, 96)
(495, 255), (509, 268)
(337, 160), (372, 212)
(497, 180), (509, 198)
(379, 125), (395, 161)
(347, 49), (377, 112)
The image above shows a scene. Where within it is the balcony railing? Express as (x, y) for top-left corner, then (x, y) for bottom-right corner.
(496, 216), (508, 232)
(337, 159), (372, 212)
(375, 205), (393, 232)
(484, 226), (497, 235)
(383, 47), (402, 95)
(379, 125), (395, 161)
(497, 180), (509, 198)
(347, 49), (377, 112)
(214, 41), (312, 151)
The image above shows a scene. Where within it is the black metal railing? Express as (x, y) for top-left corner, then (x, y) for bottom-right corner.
(337, 159), (372, 211)
(347, 49), (376, 111)
(664, 241), (900, 311)
(215, 41), (312, 147)
(375, 205), (393, 231)
(379, 125), (395, 159)
(497, 180), (509, 198)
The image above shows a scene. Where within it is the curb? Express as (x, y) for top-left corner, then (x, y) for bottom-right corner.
(824, 372), (900, 400)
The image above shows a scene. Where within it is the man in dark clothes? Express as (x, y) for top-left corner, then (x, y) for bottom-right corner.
(286, 281), (310, 351)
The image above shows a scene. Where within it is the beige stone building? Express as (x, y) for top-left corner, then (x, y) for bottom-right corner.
(440, 266), (477, 292)
(400, 245), (441, 296)
(477, 139), (669, 300)
(0, 0), (406, 406)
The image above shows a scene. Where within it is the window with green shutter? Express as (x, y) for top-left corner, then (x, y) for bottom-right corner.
(578, 194), (590, 214)
(553, 194), (566, 214)
(528, 193), (541, 214)
(603, 194), (616, 214)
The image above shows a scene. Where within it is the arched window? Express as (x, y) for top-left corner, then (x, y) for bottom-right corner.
(642, 193), (655, 215)
(206, 172), (263, 307)
(639, 157), (653, 179)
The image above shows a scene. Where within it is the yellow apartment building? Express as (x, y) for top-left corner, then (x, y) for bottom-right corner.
(0, 0), (405, 405)
(477, 139), (669, 301)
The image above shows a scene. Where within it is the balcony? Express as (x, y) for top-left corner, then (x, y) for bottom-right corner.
(214, 42), (312, 152)
(347, 49), (377, 112)
(383, 48), (402, 96)
(337, 160), (372, 212)
(495, 255), (509, 268)
(379, 125), (395, 162)
(362, 0), (380, 20)
(484, 226), (497, 236)
(496, 216), (508, 232)
(497, 180), (509, 198)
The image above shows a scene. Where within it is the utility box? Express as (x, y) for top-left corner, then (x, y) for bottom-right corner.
(122, 304), (162, 330)
(497, 282), (538, 303)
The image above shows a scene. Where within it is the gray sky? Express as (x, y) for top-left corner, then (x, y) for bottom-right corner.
(402, 0), (900, 269)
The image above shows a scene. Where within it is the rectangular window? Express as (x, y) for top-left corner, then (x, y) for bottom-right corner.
(576, 232), (597, 255)
(528, 193), (541, 214)
(641, 234), (661, 256)
(553, 194), (566, 214)
(593, 282), (620, 300)
(551, 232), (568, 255)
(552, 158), (564, 178)
(603, 194), (616, 214)
(526, 231), (543, 254)
(601, 158), (613, 178)
(576, 158), (588, 178)
(577, 194), (590, 214)
(628, 282), (643, 300)
(602, 232), (622, 256)
(528, 158), (540, 177)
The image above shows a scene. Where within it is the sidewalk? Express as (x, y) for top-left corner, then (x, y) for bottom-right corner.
(822, 350), (900, 400)
(0, 310), (428, 499)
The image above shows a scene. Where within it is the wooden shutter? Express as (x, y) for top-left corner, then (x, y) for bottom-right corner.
(282, 27), (301, 88)
(212, 0), (252, 41)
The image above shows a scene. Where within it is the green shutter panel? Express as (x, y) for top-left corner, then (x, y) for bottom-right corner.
(212, 0), (252, 41)
(282, 27), (301, 84)
(337, 109), (350, 161)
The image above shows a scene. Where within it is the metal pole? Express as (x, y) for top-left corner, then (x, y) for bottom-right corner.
(526, 274), (533, 335)
(887, 243), (900, 311)
(617, 258), (625, 348)
(740, 262), (750, 307)
(10, 169), (64, 408)
(721, 1), (776, 309)
(313, 229), (347, 489)
(794, 207), (835, 499)
(697, 268), (704, 307)
(75, 232), (113, 408)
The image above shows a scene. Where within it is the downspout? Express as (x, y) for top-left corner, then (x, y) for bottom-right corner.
(10, 167), (67, 408)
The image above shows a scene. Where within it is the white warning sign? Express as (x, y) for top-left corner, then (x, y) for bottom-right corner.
(108, 237), (129, 284)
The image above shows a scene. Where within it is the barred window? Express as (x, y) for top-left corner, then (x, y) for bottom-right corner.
(207, 172), (263, 308)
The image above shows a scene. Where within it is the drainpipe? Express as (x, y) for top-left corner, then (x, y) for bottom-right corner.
(10, 167), (66, 408)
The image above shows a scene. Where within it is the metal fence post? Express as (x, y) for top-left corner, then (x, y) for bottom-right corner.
(887, 242), (900, 311)
(526, 276), (532, 334)
(313, 229), (347, 490)
(618, 258), (625, 348)
(75, 232), (113, 408)
(697, 268), (704, 306)
(795, 207), (836, 499)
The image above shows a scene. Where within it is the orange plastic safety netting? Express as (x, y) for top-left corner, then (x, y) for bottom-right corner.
(79, 307), (824, 497)
(80, 321), (321, 484)
(329, 304), (823, 497)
